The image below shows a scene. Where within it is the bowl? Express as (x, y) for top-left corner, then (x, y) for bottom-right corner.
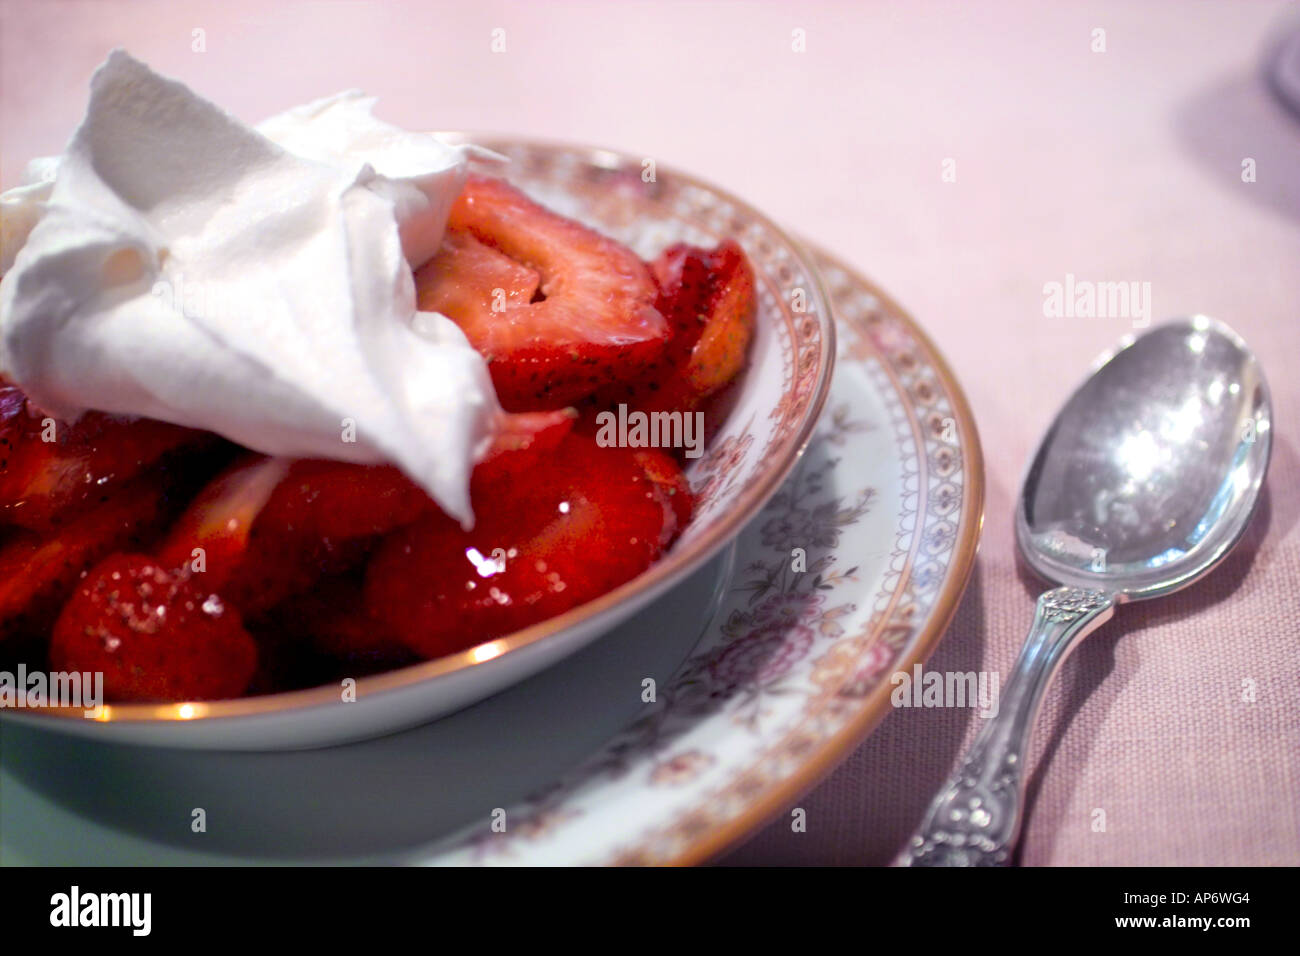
(3, 136), (836, 749)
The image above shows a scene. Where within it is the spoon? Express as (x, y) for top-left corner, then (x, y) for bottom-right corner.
(899, 315), (1272, 866)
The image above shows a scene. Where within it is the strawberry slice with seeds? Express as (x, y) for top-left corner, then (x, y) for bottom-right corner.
(471, 407), (576, 490)
(155, 409), (578, 617)
(363, 432), (686, 660)
(596, 240), (756, 414)
(418, 174), (668, 410)
(0, 476), (173, 646)
(680, 241), (756, 399)
(156, 456), (417, 617)
(50, 553), (258, 702)
(155, 455), (292, 588)
(632, 447), (694, 543)
(0, 384), (211, 532)
(416, 226), (540, 319)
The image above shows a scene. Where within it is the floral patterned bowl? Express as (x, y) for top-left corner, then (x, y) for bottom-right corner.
(2, 137), (836, 749)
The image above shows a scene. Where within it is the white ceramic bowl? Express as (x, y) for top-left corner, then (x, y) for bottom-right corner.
(2, 137), (836, 749)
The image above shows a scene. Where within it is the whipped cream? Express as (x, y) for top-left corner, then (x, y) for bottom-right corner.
(0, 50), (504, 525)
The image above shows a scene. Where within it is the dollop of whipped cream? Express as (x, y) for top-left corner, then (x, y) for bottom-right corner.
(0, 50), (503, 525)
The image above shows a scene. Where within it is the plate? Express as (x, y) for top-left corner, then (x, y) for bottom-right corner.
(420, 245), (985, 864)
(0, 138), (835, 749)
(0, 246), (982, 864)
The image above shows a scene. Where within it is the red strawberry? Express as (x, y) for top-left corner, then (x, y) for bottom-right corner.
(222, 462), (428, 616)
(50, 553), (257, 702)
(647, 242), (717, 364)
(0, 384), (211, 531)
(154, 409), (578, 617)
(632, 448), (694, 542)
(155, 456), (398, 618)
(471, 407), (576, 489)
(595, 240), (755, 414)
(681, 241), (755, 398)
(364, 432), (677, 659)
(415, 226), (540, 319)
(253, 406), (576, 541)
(155, 454), (290, 587)
(255, 460), (431, 542)
(418, 174), (668, 411)
(0, 477), (172, 646)
(269, 579), (416, 673)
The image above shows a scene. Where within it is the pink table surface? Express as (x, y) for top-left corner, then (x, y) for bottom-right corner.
(2, 0), (1297, 866)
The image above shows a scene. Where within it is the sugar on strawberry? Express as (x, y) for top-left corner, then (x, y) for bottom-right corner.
(0, 475), (176, 648)
(49, 552), (259, 702)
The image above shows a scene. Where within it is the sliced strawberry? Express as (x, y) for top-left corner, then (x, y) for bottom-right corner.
(364, 432), (674, 659)
(632, 448), (694, 543)
(0, 477), (173, 646)
(649, 242), (717, 363)
(471, 407), (577, 491)
(155, 457), (395, 618)
(255, 461), (431, 541)
(270, 579), (416, 673)
(416, 226), (540, 319)
(228, 461), (432, 615)
(245, 580), (419, 693)
(596, 240), (756, 414)
(155, 455), (290, 588)
(254, 408), (577, 540)
(0, 385), (211, 532)
(418, 174), (668, 410)
(151, 408), (577, 618)
(683, 241), (756, 398)
(50, 553), (258, 702)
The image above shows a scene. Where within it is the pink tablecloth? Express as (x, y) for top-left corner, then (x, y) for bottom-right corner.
(3, 0), (1297, 865)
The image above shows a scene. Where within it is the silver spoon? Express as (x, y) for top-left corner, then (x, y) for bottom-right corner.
(899, 315), (1272, 866)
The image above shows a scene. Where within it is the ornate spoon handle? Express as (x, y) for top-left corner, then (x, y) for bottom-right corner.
(898, 586), (1115, 866)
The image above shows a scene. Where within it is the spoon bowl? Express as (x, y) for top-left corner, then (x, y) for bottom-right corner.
(902, 315), (1271, 866)
(1018, 315), (1272, 600)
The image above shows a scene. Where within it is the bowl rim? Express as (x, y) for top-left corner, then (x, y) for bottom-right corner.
(20, 134), (838, 726)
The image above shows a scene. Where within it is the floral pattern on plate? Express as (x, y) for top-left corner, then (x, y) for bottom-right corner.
(423, 246), (983, 866)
